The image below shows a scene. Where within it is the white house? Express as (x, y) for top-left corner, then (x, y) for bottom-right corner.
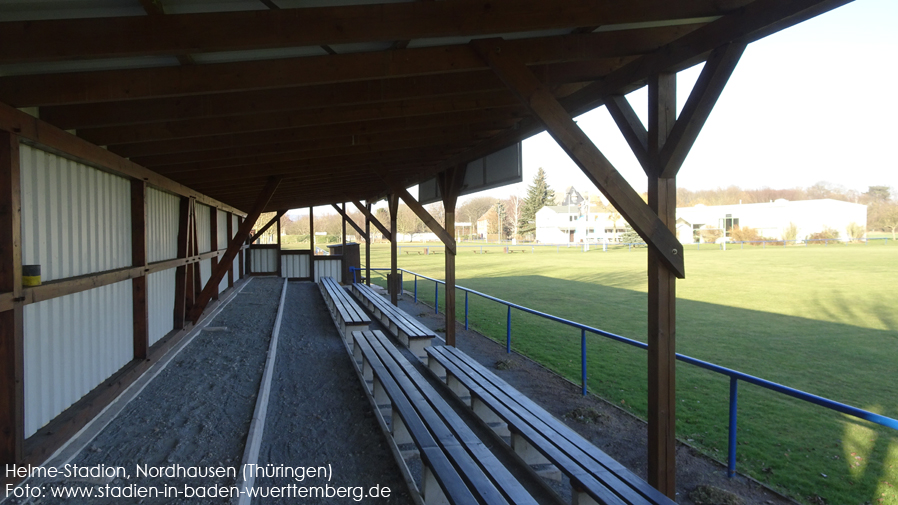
(535, 204), (628, 244)
(676, 199), (867, 243)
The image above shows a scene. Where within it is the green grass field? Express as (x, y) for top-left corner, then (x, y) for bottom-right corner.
(358, 240), (897, 505)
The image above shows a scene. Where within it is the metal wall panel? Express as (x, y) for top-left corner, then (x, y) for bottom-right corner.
(147, 269), (175, 346)
(250, 248), (277, 273)
(313, 257), (341, 282)
(23, 281), (133, 437)
(281, 253), (310, 278)
(19, 144), (131, 282)
(147, 188), (180, 263)
(217, 209), (228, 249)
(218, 255), (229, 294)
(195, 203), (211, 253)
(200, 258), (212, 287)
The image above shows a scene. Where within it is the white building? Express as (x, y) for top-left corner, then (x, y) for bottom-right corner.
(535, 205), (628, 244)
(536, 196), (867, 244)
(675, 199), (867, 243)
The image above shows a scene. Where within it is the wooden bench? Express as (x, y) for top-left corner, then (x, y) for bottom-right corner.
(318, 276), (371, 343)
(351, 330), (538, 505)
(427, 345), (676, 505)
(351, 283), (436, 362)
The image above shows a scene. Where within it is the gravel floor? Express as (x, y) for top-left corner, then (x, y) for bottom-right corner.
(251, 282), (411, 504)
(10, 278), (282, 505)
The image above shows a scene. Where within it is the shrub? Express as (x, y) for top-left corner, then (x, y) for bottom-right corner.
(807, 227), (840, 243)
(699, 225), (722, 243)
(845, 222), (865, 241)
(783, 222), (799, 242)
(729, 226), (761, 243)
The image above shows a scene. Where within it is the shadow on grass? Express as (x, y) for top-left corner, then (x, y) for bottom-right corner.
(416, 274), (898, 505)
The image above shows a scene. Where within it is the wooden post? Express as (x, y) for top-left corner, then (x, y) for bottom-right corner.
(173, 197), (190, 329)
(276, 211), (282, 278)
(439, 166), (465, 347)
(226, 212), (234, 288)
(388, 194), (399, 305)
(189, 176), (281, 323)
(309, 207), (315, 282)
(238, 217), (244, 279)
(189, 200), (201, 306)
(209, 206), (219, 300)
(0, 131), (24, 467)
(365, 201), (371, 286)
(646, 72), (677, 497)
(130, 179), (148, 360)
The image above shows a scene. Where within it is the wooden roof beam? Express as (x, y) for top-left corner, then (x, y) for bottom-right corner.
(0, 0), (747, 64)
(0, 26), (700, 107)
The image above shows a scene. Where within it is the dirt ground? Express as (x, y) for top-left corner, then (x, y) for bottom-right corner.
(393, 290), (799, 505)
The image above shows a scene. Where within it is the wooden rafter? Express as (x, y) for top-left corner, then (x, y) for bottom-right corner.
(472, 38), (684, 277)
(0, 26), (700, 107)
(0, 0), (746, 64)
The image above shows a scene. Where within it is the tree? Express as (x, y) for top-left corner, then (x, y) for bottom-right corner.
(619, 224), (643, 245)
(865, 185), (891, 202)
(519, 167), (555, 239)
(870, 202), (898, 240)
(457, 196), (498, 227)
(504, 194), (523, 239)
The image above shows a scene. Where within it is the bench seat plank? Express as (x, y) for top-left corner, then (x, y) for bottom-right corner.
(427, 345), (675, 505)
(351, 283), (436, 360)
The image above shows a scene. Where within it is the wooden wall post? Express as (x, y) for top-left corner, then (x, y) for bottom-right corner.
(388, 194), (399, 306)
(309, 207), (315, 281)
(226, 212), (234, 288)
(365, 201), (371, 286)
(130, 179), (148, 360)
(173, 197), (191, 329)
(209, 205), (219, 300)
(646, 72), (677, 497)
(238, 217), (244, 279)
(0, 131), (24, 468)
(276, 211), (282, 278)
(439, 166), (465, 347)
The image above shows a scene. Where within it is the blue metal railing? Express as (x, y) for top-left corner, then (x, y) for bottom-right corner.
(351, 266), (898, 478)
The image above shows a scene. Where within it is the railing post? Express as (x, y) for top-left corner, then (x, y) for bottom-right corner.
(434, 280), (439, 314)
(464, 292), (469, 330)
(414, 275), (418, 303)
(728, 376), (739, 478)
(506, 306), (511, 353)
(581, 328), (587, 396)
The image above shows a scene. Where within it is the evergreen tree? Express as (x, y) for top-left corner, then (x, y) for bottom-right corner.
(518, 167), (555, 239)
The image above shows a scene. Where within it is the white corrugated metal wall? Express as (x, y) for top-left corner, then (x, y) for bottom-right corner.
(195, 203), (212, 288)
(217, 209), (228, 294)
(282, 254), (310, 278)
(250, 248), (278, 273)
(20, 145), (134, 437)
(146, 188), (180, 346)
(313, 257), (341, 282)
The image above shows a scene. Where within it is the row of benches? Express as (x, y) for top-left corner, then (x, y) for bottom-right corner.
(317, 277), (674, 505)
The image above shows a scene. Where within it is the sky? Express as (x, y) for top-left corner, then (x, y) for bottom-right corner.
(298, 0), (897, 217)
(487, 0), (898, 202)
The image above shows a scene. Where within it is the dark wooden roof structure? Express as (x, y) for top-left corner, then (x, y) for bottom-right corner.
(0, 0), (852, 498)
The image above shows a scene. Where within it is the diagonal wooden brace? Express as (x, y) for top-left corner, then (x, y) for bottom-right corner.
(332, 203), (368, 241)
(189, 176), (282, 323)
(394, 186), (457, 255)
(251, 209), (287, 243)
(352, 200), (391, 242)
(472, 38), (684, 277)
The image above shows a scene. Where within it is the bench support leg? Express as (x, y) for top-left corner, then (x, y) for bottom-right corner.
(421, 465), (450, 505)
(428, 357), (446, 381)
(472, 396), (509, 437)
(511, 432), (552, 466)
(391, 411), (414, 446)
(446, 373), (470, 406)
(373, 377), (390, 408)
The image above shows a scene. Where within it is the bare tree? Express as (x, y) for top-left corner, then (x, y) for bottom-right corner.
(504, 194), (523, 239)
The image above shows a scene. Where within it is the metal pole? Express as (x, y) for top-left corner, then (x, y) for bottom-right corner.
(581, 328), (587, 396)
(434, 281), (439, 314)
(414, 276), (418, 303)
(465, 292), (469, 330)
(506, 305), (511, 353)
(728, 377), (739, 478)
